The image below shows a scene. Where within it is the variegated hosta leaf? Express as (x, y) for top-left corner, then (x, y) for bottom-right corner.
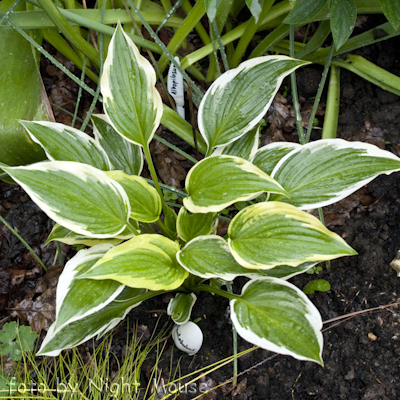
(37, 286), (145, 356)
(230, 278), (323, 364)
(244, 262), (317, 280)
(106, 171), (161, 223)
(252, 142), (300, 176)
(270, 139), (400, 209)
(198, 56), (308, 152)
(92, 114), (143, 175)
(3, 161), (130, 238)
(167, 293), (197, 325)
(176, 235), (252, 280)
(216, 125), (259, 161)
(177, 207), (216, 242)
(20, 120), (111, 170)
(184, 155), (287, 213)
(100, 23), (163, 148)
(80, 234), (188, 290)
(54, 244), (122, 330)
(228, 202), (356, 269)
(45, 223), (135, 247)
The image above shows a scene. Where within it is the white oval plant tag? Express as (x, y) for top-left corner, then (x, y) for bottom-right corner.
(172, 321), (203, 355)
(167, 57), (185, 119)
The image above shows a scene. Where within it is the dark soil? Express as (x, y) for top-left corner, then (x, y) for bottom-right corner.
(2, 15), (400, 400)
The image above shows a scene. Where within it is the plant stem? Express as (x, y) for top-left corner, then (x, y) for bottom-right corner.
(305, 42), (335, 143)
(153, 134), (198, 164)
(213, 17), (230, 72)
(226, 281), (238, 387)
(0, 214), (47, 271)
(192, 284), (240, 300)
(289, 25), (305, 145)
(143, 178), (187, 198)
(322, 65), (340, 139)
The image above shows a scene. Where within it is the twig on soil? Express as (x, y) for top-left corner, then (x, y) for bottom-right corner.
(322, 300), (400, 331)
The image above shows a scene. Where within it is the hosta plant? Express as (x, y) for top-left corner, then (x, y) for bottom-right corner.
(3, 24), (400, 365)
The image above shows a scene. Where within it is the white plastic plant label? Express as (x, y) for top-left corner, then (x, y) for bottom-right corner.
(167, 57), (185, 119)
(172, 321), (203, 355)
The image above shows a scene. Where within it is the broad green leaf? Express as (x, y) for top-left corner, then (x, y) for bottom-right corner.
(245, 262), (317, 280)
(245, 0), (264, 22)
(303, 279), (331, 294)
(228, 202), (356, 269)
(20, 121), (111, 170)
(231, 278), (323, 364)
(167, 293), (197, 325)
(106, 171), (162, 222)
(284, 0), (327, 24)
(92, 114), (143, 175)
(37, 286), (145, 356)
(217, 126), (260, 161)
(184, 155), (287, 213)
(198, 56), (308, 152)
(177, 207), (216, 242)
(3, 161), (130, 238)
(252, 142), (300, 176)
(100, 23), (163, 148)
(80, 234), (188, 290)
(205, 0), (222, 21)
(54, 244), (123, 330)
(0, 28), (48, 177)
(45, 224), (135, 247)
(379, 0), (400, 31)
(331, 0), (357, 50)
(177, 235), (252, 280)
(271, 139), (400, 209)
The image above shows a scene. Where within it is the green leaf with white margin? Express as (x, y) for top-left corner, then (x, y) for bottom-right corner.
(215, 125), (259, 161)
(270, 139), (400, 210)
(45, 224), (135, 247)
(80, 234), (188, 290)
(177, 235), (316, 281)
(198, 56), (308, 152)
(100, 23), (163, 148)
(92, 114), (143, 175)
(54, 244), (124, 330)
(177, 207), (216, 242)
(106, 171), (161, 223)
(20, 121), (111, 170)
(184, 155), (287, 213)
(167, 293), (197, 325)
(252, 142), (300, 176)
(37, 286), (146, 356)
(3, 161), (130, 238)
(177, 235), (252, 280)
(331, 0), (357, 50)
(230, 278), (323, 364)
(379, 0), (400, 31)
(228, 202), (356, 270)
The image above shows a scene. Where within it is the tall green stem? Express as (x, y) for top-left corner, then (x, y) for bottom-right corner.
(305, 43), (335, 143)
(322, 66), (340, 140)
(289, 25), (305, 145)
